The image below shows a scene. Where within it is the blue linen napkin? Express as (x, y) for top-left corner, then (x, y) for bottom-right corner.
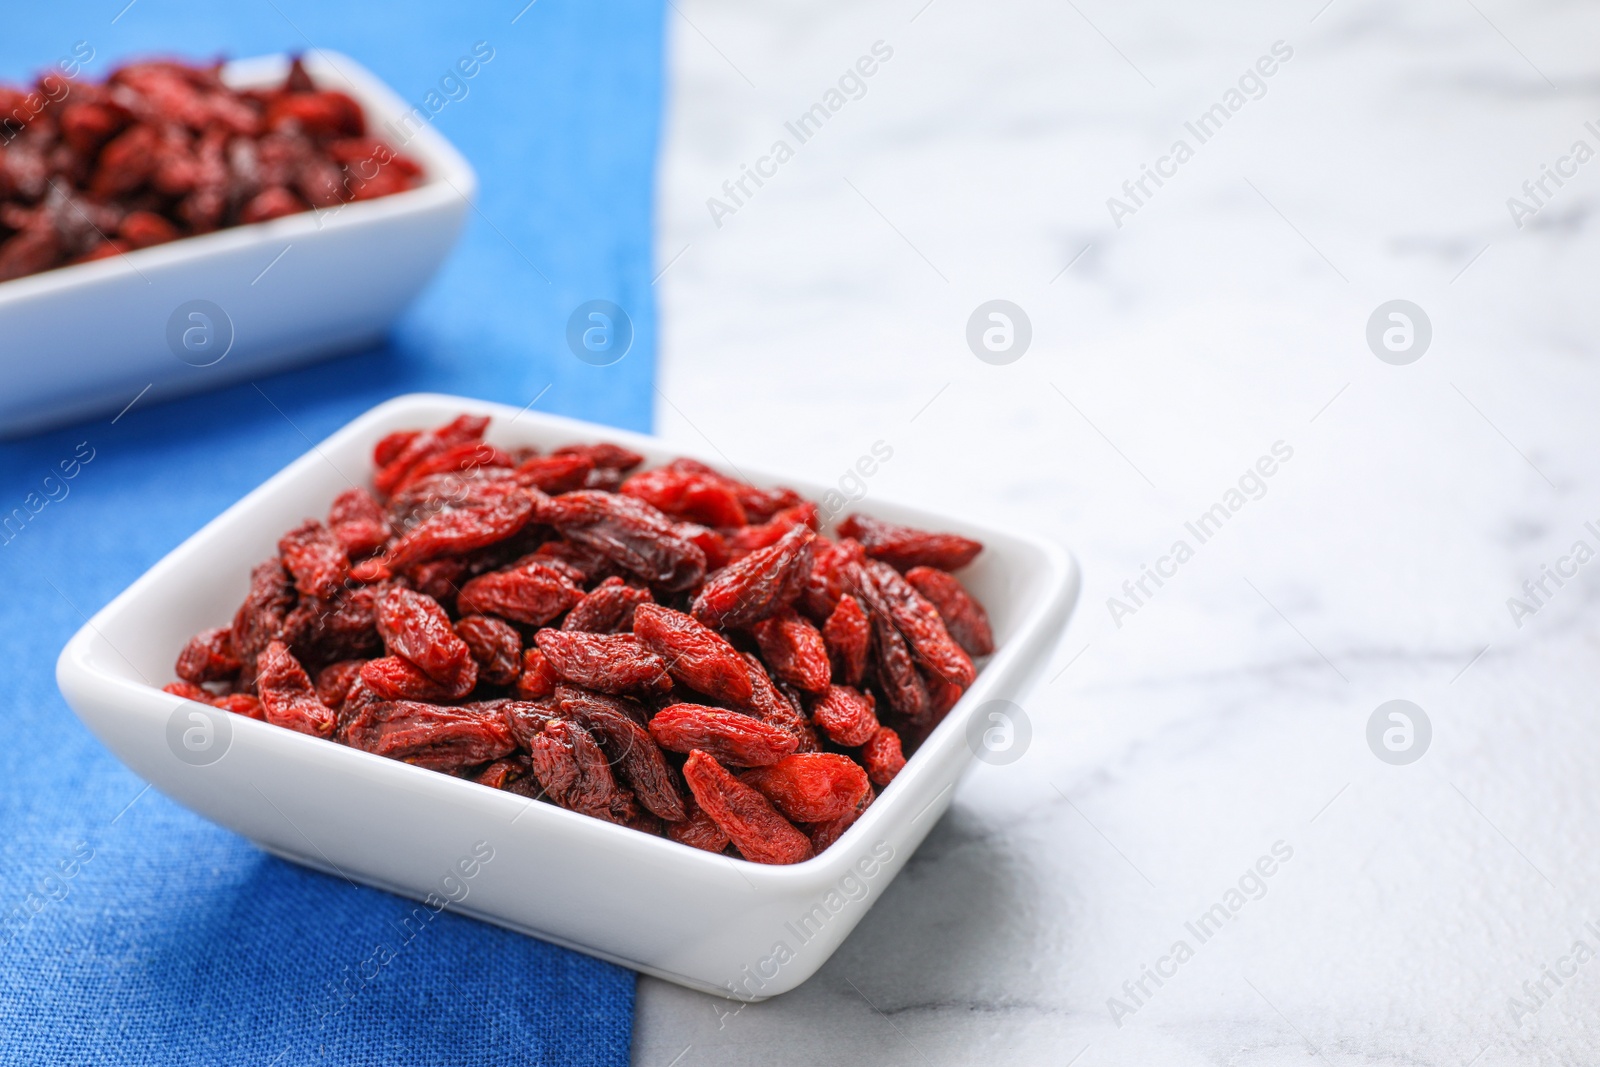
(0, 2), (663, 1062)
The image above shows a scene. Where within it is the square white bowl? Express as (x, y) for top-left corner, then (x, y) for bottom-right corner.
(0, 51), (475, 438)
(55, 393), (1080, 999)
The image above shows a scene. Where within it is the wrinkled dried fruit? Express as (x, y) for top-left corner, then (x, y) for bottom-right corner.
(837, 514), (982, 572)
(725, 503), (818, 558)
(359, 656), (467, 702)
(314, 659), (367, 710)
(374, 414), (490, 496)
(811, 685), (880, 748)
(621, 466), (747, 527)
(741, 753), (871, 823)
(666, 796), (731, 853)
(743, 652), (818, 753)
(381, 489), (539, 573)
(256, 641), (336, 737)
(454, 614), (523, 687)
(848, 561), (930, 723)
(514, 452), (595, 494)
(553, 441), (645, 472)
(230, 558), (295, 686)
(456, 560), (580, 626)
(682, 750), (813, 865)
(905, 566), (994, 656)
(278, 518), (348, 598)
(633, 604), (753, 707)
(749, 608), (831, 694)
(690, 524), (814, 631)
(529, 719), (639, 825)
(649, 704), (798, 767)
(541, 491), (706, 592)
(822, 594), (870, 686)
(556, 685), (685, 821)
(345, 699), (515, 771)
(328, 487), (391, 558)
(562, 576), (652, 633)
(514, 648), (559, 700)
(866, 560), (976, 689)
(806, 786), (874, 852)
(860, 727), (906, 787)
(534, 629), (671, 697)
(376, 588), (477, 697)
(176, 626), (240, 684)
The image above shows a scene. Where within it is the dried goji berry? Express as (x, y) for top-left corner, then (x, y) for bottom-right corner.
(865, 560), (976, 689)
(392, 442), (517, 494)
(277, 518), (348, 598)
(514, 452), (595, 494)
(500, 698), (558, 749)
(725, 503), (818, 558)
(806, 786), (874, 852)
(162, 681), (211, 702)
(540, 491), (706, 592)
(513, 648), (559, 700)
(810, 685), (880, 747)
(213, 692), (265, 720)
(845, 561), (929, 722)
(649, 704), (798, 767)
(456, 560), (580, 626)
(667, 459), (803, 523)
(682, 750), (813, 865)
(176, 626), (240, 684)
(374, 414), (490, 497)
(799, 536), (867, 620)
(327, 486), (391, 558)
(534, 630), (672, 698)
(359, 656), (465, 702)
(256, 640), (336, 737)
(675, 522), (731, 571)
(749, 608), (831, 694)
(632, 604), (753, 707)
(230, 558), (295, 687)
(836, 514), (983, 572)
(690, 524), (814, 631)
(314, 659), (368, 710)
(556, 685), (685, 821)
(905, 566), (994, 656)
(529, 719), (639, 825)
(376, 588), (477, 697)
(742, 653), (818, 753)
(381, 489), (539, 573)
(860, 726), (906, 787)
(741, 753), (870, 823)
(621, 466), (747, 527)
(454, 614), (523, 687)
(822, 594), (870, 686)
(666, 795), (731, 854)
(562, 575), (653, 634)
(473, 757), (528, 791)
(345, 699), (515, 772)
(553, 442), (645, 472)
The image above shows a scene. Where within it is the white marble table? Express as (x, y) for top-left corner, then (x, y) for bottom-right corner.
(633, 1), (1600, 1063)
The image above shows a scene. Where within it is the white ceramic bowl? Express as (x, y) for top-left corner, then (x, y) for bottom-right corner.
(0, 52), (475, 438)
(55, 393), (1080, 999)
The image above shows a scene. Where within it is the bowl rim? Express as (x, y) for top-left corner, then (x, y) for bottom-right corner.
(0, 48), (478, 308)
(56, 391), (1081, 884)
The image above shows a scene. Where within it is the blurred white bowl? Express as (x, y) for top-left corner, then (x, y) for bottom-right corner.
(0, 51), (475, 437)
(55, 393), (1080, 999)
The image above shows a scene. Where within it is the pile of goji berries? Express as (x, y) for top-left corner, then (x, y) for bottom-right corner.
(166, 413), (996, 864)
(0, 56), (420, 282)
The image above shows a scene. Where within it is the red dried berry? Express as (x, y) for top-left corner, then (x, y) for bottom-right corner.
(666, 796), (731, 854)
(277, 518), (348, 598)
(230, 558), (296, 686)
(513, 648), (559, 700)
(822, 594), (870, 686)
(621, 466), (747, 527)
(162, 681), (211, 702)
(455, 615), (523, 687)
(846, 561), (929, 723)
(562, 576), (653, 633)
(373, 430), (419, 469)
(529, 719), (639, 825)
(866, 560), (976, 689)
(811, 685), (880, 747)
(376, 588), (477, 697)
(327, 487), (391, 558)
(540, 491), (706, 592)
(359, 656), (466, 702)
(214, 693), (265, 720)
(632, 604), (754, 707)
(682, 751), (813, 865)
(741, 753), (871, 823)
(501, 698), (558, 749)
(799, 537), (867, 620)
(255, 641), (336, 737)
(749, 608), (831, 694)
(905, 566), (994, 656)
(381, 490), (539, 573)
(176, 626), (241, 684)
(374, 414), (491, 497)
(725, 503), (818, 559)
(514, 453), (595, 494)
(314, 659), (368, 710)
(806, 786), (874, 852)
(742, 653), (819, 753)
(456, 560), (581, 626)
(391, 442), (516, 495)
(649, 704), (799, 767)
(553, 442), (645, 472)
(474, 757), (528, 791)
(675, 523), (732, 571)
(534, 630), (672, 698)
(556, 685), (685, 822)
(860, 727), (906, 787)
(837, 514), (982, 572)
(690, 524), (815, 631)
(345, 699), (516, 772)
(667, 459), (803, 523)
